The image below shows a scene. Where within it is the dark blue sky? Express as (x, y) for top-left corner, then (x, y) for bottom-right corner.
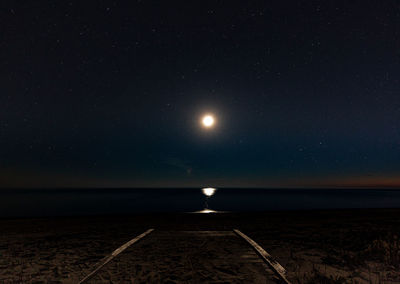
(1, 1), (399, 187)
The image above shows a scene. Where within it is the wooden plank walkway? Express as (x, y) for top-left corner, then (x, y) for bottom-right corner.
(80, 230), (289, 283)
(78, 229), (154, 283)
(234, 229), (291, 284)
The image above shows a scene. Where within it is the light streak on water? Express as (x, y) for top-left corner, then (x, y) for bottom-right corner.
(202, 187), (216, 197)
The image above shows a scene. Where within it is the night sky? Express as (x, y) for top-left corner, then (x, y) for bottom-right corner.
(1, 1), (400, 188)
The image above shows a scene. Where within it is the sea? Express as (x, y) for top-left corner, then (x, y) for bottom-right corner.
(0, 188), (400, 217)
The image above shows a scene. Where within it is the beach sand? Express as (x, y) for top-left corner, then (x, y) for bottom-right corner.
(0, 209), (399, 283)
(89, 230), (278, 283)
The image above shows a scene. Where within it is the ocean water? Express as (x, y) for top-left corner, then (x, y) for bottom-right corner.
(0, 188), (400, 217)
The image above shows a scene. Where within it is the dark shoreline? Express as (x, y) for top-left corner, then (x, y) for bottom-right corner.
(1, 208), (399, 283)
(1, 206), (399, 220)
(2, 187), (400, 218)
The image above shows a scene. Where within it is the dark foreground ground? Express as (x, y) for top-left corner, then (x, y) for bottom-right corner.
(0, 209), (399, 283)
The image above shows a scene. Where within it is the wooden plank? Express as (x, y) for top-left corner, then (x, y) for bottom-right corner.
(78, 229), (154, 284)
(90, 230), (277, 282)
(233, 229), (291, 284)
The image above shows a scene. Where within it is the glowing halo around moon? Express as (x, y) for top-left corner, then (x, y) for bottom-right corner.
(201, 114), (215, 128)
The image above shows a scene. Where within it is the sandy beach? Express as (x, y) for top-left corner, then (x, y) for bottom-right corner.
(1, 209), (399, 283)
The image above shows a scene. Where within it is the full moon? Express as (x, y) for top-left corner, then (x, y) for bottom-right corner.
(202, 115), (215, 128)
